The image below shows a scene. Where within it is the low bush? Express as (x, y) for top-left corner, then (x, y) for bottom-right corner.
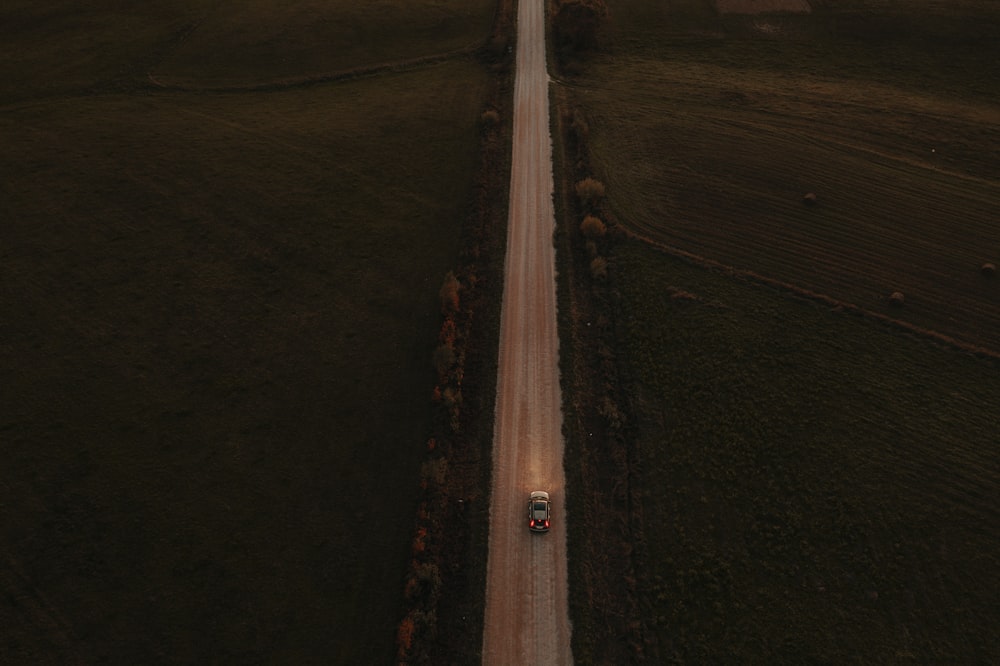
(580, 214), (607, 239)
(575, 177), (605, 209)
(481, 108), (500, 129)
(433, 344), (456, 380)
(440, 271), (461, 314)
(590, 255), (608, 279)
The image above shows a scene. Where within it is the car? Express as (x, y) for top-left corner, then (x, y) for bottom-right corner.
(528, 491), (550, 532)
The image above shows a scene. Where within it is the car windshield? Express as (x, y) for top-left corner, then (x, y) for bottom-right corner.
(533, 502), (547, 512)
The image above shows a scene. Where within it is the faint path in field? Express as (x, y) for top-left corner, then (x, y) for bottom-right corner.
(625, 229), (1000, 361)
(144, 44), (483, 94)
(0, 40), (483, 111)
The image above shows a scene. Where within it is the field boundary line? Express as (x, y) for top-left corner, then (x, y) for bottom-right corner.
(626, 231), (1000, 361)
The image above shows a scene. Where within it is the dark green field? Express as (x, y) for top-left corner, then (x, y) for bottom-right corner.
(1, 1), (494, 663)
(561, 0), (1000, 661)
(618, 242), (1000, 662)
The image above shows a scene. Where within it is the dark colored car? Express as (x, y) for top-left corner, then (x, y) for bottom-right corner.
(528, 491), (550, 532)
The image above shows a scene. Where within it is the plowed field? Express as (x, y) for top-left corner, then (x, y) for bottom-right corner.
(578, 59), (1000, 352)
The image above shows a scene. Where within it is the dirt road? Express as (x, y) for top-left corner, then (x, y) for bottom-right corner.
(480, 0), (572, 664)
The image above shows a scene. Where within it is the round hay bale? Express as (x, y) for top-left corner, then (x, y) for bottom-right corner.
(981, 262), (996, 277)
(888, 291), (905, 307)
(802, 192), (818, 206)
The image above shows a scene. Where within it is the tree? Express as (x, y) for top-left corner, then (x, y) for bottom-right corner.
(580, 214), (607, 239)
(439, 271), (460, 314)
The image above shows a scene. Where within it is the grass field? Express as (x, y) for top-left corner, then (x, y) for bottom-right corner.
(1, 1), (494, 663)
(618, 242), (1000, 662)
(559, 0), (1000, 661)
(2, 0), (494, 97)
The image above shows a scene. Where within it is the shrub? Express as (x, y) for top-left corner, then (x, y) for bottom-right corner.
(411, 526), (427, 555)
(598, 395), (623, 429)
(442, 387), (462, 410)
(575, 177), (605, 208)
(888, 291), (905, 307)
(397, 609), (436, 663)
(433, 344), (456, 378)
(982, 262), (996, 276)
(442, 387), (462, 432)
(411, 609), (437, 641)
(421, 457), (448, 487)
(480, 108), (500, 129)
(580, 214), (607, 239)
(438, 317), (457, 347)
(396, 615), (416, 656)
(802, 192), (818, 206)
(590, 256), (608, 279)
(439, 271), (460, 314)
(403, 563), (443, 614)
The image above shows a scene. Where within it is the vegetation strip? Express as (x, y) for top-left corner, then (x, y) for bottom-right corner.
(394, 3), (516, 662)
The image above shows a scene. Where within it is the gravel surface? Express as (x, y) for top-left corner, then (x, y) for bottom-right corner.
(480, 0), (572, 663)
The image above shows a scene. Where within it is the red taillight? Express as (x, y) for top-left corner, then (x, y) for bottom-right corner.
(544, 520), (550, 528)
(530, 519), (536, 527)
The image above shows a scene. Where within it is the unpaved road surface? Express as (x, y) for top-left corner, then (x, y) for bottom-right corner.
(480, 0), (572, 664)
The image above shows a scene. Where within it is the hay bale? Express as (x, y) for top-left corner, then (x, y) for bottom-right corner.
(981, 262), (996, 277)
(888, 291), (905, 307)
(802, 192), (818, 206)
